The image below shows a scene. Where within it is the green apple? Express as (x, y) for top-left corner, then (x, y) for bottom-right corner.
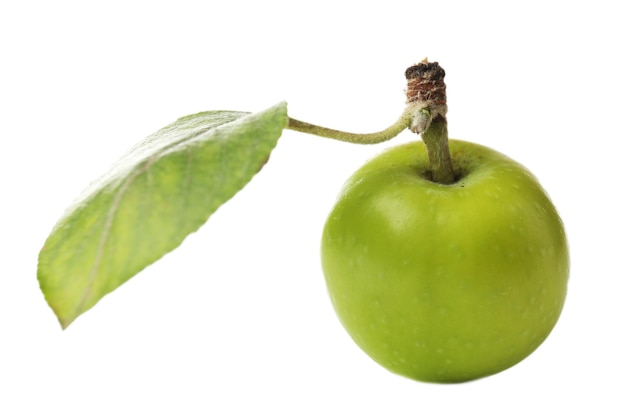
(321, 140), (568, 383)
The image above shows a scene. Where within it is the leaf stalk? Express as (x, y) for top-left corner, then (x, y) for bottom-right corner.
(286, 114), (410, 144)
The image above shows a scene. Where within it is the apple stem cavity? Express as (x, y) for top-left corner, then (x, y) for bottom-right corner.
(405, 60), (455, 184)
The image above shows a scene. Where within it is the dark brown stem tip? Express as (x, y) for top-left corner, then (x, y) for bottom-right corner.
(405, 61), (447, 105)
(405, 61), (445, 81)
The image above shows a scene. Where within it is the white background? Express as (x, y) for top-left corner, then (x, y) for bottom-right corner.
(1, 1), (624, 409)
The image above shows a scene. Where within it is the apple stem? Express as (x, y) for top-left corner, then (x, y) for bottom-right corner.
(405, 60), (455, 184)
(286, 59), (455, 184)
(419, 111), (455, 184)
(286, 114), (410, 144)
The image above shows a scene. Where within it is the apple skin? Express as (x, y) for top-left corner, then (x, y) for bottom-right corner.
(321, 140), (569, 383)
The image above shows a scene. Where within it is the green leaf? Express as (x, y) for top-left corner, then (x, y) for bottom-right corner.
(38, 102), (288, 329)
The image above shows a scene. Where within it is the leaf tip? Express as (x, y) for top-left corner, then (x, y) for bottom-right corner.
(59, 318), (73, 330)
(37, 254), (78, 331)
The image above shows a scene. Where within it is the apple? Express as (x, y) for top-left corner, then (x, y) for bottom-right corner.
(320, 139), (569, 383)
